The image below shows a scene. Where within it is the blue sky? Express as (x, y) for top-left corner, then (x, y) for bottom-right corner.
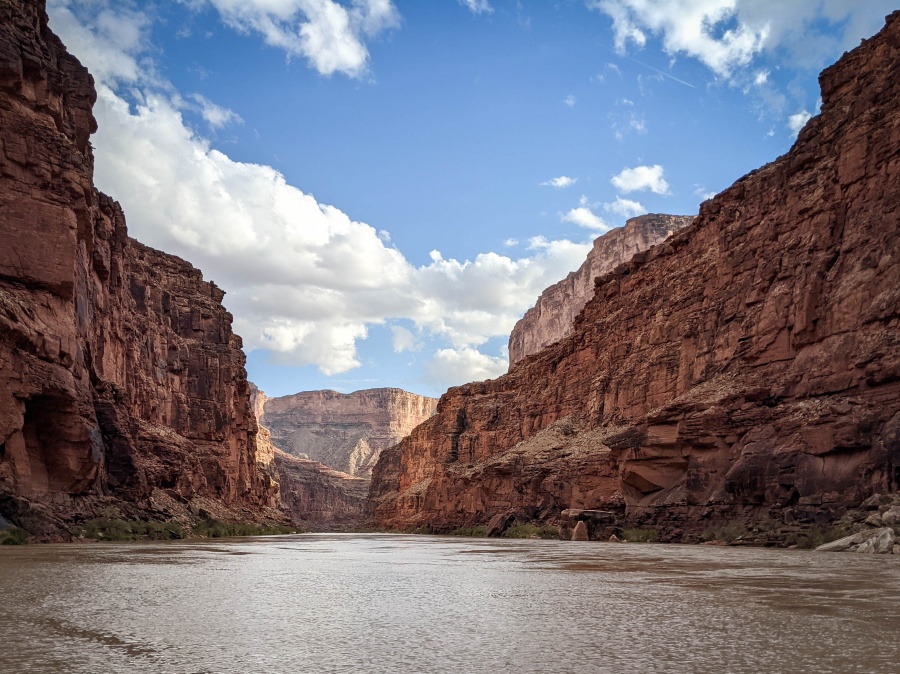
(47, 0), (897, 398)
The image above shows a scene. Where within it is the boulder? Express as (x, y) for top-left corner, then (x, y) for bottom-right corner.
(856, 528), (895, 554)
(486, 512), (516, 538)
(816, 528), (895, 553)
(571, 521), (589, 541)
(881, 506), (900, 527)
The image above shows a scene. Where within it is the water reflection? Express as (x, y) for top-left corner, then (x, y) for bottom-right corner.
(0, 535), (897, 673)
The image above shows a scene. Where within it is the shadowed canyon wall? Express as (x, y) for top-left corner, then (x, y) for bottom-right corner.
(508, 214), (693, 367)
(0, 0), (278, 535)
(371, 12), (900, 540)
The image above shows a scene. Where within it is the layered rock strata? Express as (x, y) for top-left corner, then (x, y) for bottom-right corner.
(371, 12), (900, 542)
(250, 383), (368, 527)
(0, 0), (278, 536)
(261, 388), (437, 478)
(508, 214), (693, 367)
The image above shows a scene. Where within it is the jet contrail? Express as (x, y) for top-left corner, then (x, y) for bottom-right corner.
(629, 57), (696, 88)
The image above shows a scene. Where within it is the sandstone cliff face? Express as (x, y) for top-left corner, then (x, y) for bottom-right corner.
(249, 383), (367, 527)
(508, 214), (693, 367)
(0, 0), (278, 535)
(371, 12), (900, 540)
(261, 388), (437, 478)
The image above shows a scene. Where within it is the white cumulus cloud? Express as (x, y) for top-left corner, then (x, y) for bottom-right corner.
(589, 0), (894, 79)
(47, 0), (593, 386)
(561, 196), (610, 232)
(201, 0), (400, 78)
(611, 164), (670, 195)
(787, 109), (812, 136)
(424, 347), (508, 392)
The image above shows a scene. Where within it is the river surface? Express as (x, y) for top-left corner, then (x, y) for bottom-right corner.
(0, 534), (898, 673)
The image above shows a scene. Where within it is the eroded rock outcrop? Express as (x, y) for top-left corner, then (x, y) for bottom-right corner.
(508, 214), (693, 367)
(261, 388), (437, 478)
(371, 12), (900, 542)
(0, 0), (279, 536)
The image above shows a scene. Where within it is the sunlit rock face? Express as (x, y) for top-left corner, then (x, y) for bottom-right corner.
(508, 214), (693, 368)
(0, 0), (278, 534)
(259, 388), (438, 479)
(249, 384), (374, 527)
(371, 11), (900, 540)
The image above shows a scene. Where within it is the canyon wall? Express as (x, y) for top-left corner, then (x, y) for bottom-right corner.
(274, 450), (368, 529)
(371, 12), (900, 540)
(508, 214), (693, 367)
(261, 388), (437, 478)
(0, 0), (278, 535)
(249, 383), (368, 527)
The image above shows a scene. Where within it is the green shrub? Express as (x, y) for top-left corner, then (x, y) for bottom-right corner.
(0, 527), (28, 545)
(449, 525), (488, 537)
(501, 524), (558, 539)
(701, 521), (749, 543)
(79, 518), (184, 541)
(792, 525), (848, 549)
(622, 528), (659, 543)
(191, 519), (297, 538)
(76, 517), (296, 541)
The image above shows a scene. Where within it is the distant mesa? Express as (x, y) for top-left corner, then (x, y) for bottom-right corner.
(253, 385), (438, 479)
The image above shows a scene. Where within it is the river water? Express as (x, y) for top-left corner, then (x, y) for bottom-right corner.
(0, 534), (898, 673)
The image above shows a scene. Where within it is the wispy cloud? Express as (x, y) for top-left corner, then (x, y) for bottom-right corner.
(190, 94), (242, 129)
(459, 0), (494, 14)
(540, 175), (578, 189)
(627, 56), (695, 88)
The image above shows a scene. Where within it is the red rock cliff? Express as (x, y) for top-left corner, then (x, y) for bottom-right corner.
(508, 214), (693, 367)
(0, 0), (278, 534)
(371, 12), (900, 540)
